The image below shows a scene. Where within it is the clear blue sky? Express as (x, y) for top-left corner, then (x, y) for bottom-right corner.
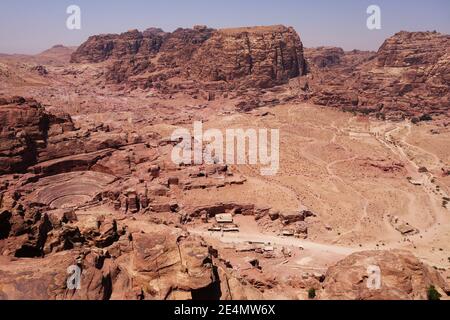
(1, 0), (449, 54)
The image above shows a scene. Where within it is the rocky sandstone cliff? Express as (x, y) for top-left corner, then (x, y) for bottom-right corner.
(0, 97), (76, 174)
(190, 25), (307, 88)
(71, 25), (307, 89)
(306, 31), (450, 119)
(0, 96), (147, 175)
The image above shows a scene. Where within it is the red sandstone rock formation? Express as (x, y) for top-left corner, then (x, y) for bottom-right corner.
(0, 217), (261, 300)
(321, 250), (449, 300)
(0, 96), (61, 174)
(190, 25), (307, 88)
(71, 25), (307, 90)
(305, 31), (450, 119)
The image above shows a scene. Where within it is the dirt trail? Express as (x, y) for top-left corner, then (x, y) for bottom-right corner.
(372, 122), (449, 240)
(214, 106), (448, 262)
(189, 229), (356, 256)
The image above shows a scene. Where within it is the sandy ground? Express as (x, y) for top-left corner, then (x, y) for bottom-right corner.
(183, 103), (450, 274)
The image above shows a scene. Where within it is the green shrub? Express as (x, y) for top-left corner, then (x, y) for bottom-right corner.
(308, 288), (316, 299)
(420, 114), (433, 122)
(427, 285), (442, 301)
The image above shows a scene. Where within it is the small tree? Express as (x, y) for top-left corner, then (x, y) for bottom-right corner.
(420, 114), (433, 122)
(308, 288), (316, 299)
(427, 285), (442, 301)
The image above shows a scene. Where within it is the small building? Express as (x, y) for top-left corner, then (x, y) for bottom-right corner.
(236, 244), (255, 252)
(222, 224), (239, 232)
(208, 225), (222, 232)
(208, 223), (239, 232)
(282, 229), (295, 237)
(215, 213), (233, 224)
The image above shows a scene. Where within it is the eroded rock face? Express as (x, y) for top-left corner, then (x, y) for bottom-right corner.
(190, 25), (307, 88)
(2, 25), (450, 301)
(71, 25), (307, 89)
(70, 29), (166, 64)
(0, 219), (257, 300)
(304, 47), (345, 69)
(0, 97), (49, 174)
(377, 31), (449, 68)
(321, 250), (449, 300)
(0, 249), (119, 300)
(72, 27), (449, 118)
(306, 31), (450, 119)
(113, 231), (218, 300)
(0, 96), (76, 174)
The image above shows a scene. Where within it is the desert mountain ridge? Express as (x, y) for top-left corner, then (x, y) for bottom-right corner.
(67, 25), (450, 120)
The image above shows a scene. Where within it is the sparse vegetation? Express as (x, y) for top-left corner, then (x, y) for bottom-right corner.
(411, 117), (420, 124)
(419, 114), (433, 122)
(308, 288), (316, 299)
(427, 285), (442, 301)
(412, 114), (433, 124)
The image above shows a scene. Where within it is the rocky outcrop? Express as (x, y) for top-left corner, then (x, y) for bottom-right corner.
(0, 250), (114, 300)
(305, 31), (450, 119)
(113, 230), (217, 300)
(377, 31), (449, 68)
(31, 45), (78, 65)
(155, 25), (216, 69)
(0, 95), (158, 177)
(0, 96), (108, 175)
(321, 250), (449, 300)
(70, 29), (166, 64)
(72, 26), (449, 119)
(71, 25), (307, 89)
(304, 47), (345, 69)
(0, 218), (259, 300)
(0, 97), (52, 174)
(71, 26), (215, 85)
(190, 25), (307, 88)
(0, 196), (53, 258)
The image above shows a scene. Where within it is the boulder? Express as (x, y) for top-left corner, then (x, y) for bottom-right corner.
(321, 250), (449, 300)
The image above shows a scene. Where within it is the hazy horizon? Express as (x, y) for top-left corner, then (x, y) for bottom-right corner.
(1, 0), (449, 55)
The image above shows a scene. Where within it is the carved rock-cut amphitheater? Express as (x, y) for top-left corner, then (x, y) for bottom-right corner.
(26, 171), (117, 209)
